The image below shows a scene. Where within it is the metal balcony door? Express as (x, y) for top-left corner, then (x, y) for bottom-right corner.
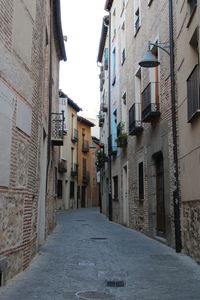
(156, 155), (166, 237)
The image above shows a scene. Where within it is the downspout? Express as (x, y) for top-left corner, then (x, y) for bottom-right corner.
(107, 13), (113, 221)
(169, 0), (182, 252)
(47, 0), (53, 192)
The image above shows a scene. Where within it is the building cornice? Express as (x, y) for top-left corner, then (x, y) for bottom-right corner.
(104, 0), (113, 12)
(53, 0), (67, 61)
(97, 16), (109, 63)
(77, 116), (95, 127)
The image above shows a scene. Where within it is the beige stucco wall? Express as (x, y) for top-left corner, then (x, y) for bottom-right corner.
(175, 1), (200, 262)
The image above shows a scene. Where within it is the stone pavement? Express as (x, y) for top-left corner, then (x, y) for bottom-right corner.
(0, 208), (200, 300)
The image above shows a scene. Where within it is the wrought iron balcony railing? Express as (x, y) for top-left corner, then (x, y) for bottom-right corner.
(129, 103), (143, 135)
(71, 163), (78, 177)
(51, 111), (64, 146)
(142, 82), (160, 122)
(82, 171), (90, 184)
(187, 64), (200, 122)
(71, 128), (78, 143)
(82, 140), (89, 153)
(58, 159), (67, 173)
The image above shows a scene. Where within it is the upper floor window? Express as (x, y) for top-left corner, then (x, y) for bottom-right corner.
(188, 0), (197, 13)
(112, 48), (116, 85)
(121, 21), (126, 65)
(187, 0), (197, 27)
(187, 28), (199, 122)
(187, 65), (200, 122)
(134, 0), (141, 36)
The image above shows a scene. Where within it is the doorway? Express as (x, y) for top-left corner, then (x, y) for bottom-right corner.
(122, 164), (129, 226)
(155, 153), (166, 237)
(81, 186), (86, 208)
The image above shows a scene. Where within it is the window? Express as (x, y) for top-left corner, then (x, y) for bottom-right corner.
(57, 180), (63, 198)
(135, 68), (142, 121)
(187, 0), (197, 27)
(113, 176), (118, 201)
(138, 162), (144, 200)
(70, 181), (75, 198)
(112, 48), (116, 85)
(122, 92), (127, 131)
(112, 9), (116, 40)
(134, 0), (141, 36)
(187, 29), (199, 122)
(187, 65), (200, 122)
(148, 0), (153, 6)
(188, 0), (197, 14)
(121, 21), (126, 65)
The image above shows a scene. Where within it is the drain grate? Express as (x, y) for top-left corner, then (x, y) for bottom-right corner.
(106, 280), (125, 287)
(76, 291), (114, 299)
(90, 237), (108, 240)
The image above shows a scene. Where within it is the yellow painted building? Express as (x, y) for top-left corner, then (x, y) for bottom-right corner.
(77, 116), (95, 208)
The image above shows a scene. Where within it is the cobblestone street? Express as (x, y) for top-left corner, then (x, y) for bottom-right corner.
(0, 208), (200, 300)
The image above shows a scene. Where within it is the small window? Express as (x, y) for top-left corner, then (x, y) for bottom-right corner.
(148, 0), (153, 6)
(57, 180), (63, 198)
(70, 181), (75, 198)
(138, 162), (144, 200)
(122, 92), (127, 105)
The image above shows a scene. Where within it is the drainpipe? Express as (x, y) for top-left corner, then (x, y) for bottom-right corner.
(46, 0), (53, 197)
(105, 14), (113, 221)
(169, 0), (182, 252)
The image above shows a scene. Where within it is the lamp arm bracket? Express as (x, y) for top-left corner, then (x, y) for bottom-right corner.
(149, 41), (170, 56)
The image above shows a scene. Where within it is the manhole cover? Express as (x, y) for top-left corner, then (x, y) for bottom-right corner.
(90, 237), (108, 240)
(107, 280), (125, 287)
(76, 291), (114, 299)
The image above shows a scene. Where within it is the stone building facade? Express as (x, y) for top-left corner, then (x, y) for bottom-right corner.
(98, 0), (180, 250)
(0, 0), (66, 283)
(77, 116), (95, 208)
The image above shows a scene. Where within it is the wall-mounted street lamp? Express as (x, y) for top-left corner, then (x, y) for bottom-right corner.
(138, 0), (182, 254)
(139, 41), (170, 67)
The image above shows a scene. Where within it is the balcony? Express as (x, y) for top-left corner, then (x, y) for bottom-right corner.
(99, 70), (105, 91)
(58, 159), (67, 173)
(51, 112), (65, 146)
(95, 150), (108, 170)
(98, 114), (105, 127)
(116, 122), (128, 148)
(82, 140), (89, 153)
(82, 171), (90, 184)
(108, 134), (117, 156)
(71, 163), (78, 177)
(71, 128), (78, 143)
(142, 82), (160, 122)
(187, 64), (200, 122)
(129, 103), (143, 135)
(100, 102), (108, 113)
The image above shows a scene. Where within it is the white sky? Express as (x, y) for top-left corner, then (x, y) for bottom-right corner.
(59, 0), (107, 118)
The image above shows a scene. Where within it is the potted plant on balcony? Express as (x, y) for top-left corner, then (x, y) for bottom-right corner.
(95, 150), (108, 169)
(115, 122), (128, 149)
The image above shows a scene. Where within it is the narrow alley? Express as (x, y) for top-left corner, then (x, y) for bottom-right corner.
(0, 208), (200, 300)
